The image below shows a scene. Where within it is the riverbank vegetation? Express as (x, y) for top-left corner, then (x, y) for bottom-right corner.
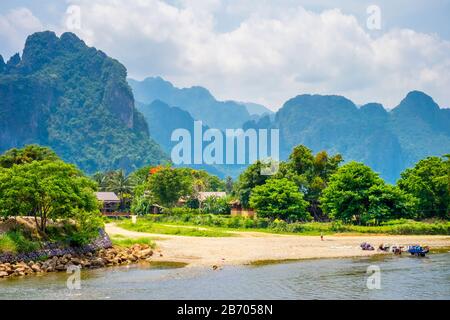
(116, 214), (450, 236)
(117, 218), (233, 237)
(125, 145), (448, 231)
(0, 143), (449, 255)
(0, 146), (104, 254)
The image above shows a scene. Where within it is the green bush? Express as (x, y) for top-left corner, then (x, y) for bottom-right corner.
(0, 230), (40, 253)
(200, 196), (231, 215)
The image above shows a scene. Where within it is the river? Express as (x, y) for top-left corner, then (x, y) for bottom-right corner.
(1, 253), (449, 300)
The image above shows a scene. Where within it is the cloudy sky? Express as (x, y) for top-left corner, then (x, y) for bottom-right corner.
(1, 0), (449, 110)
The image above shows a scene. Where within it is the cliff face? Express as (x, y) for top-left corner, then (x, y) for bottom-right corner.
(0, 31), (167, 173)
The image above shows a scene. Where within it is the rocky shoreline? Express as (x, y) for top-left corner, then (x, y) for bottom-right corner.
(0, 244), (154, 279)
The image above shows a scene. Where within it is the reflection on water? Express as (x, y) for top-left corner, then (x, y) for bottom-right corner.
(1, 254), (449, 300)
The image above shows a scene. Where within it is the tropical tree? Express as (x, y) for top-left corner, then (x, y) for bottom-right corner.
(225, 176), (234, 194)
(234, 160), (271, 208)
(201, 196), (231, 215)
(249, 178), (310, 221)
(276, 145), (343, 220)
(105, 169), (135, 210)
(0, 160), (98, 234)
(128, 165), (153, 186)
(320, 162), (415, 225)
(0, 145), (59, 168)
(92, 172), (109, 191)
(397, 156), (450, 219)
(146, 166), (192, 207)
(366, 184), (417, 224)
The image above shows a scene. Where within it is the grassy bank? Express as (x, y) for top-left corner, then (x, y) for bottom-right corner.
(117, 214), (450, 236)
(0, 217), (104, 255)
(110, 235), (157, 248)
(0, 230), (40, 254)
(117, 219), (234, 237)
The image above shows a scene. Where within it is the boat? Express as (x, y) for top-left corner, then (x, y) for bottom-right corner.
(360, 242), (374, 251)
(407, 245), (429, 257)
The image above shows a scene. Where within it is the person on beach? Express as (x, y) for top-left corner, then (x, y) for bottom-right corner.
(320, 233), (324, 241)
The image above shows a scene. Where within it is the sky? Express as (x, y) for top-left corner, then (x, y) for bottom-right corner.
(1, 0), (450, 110)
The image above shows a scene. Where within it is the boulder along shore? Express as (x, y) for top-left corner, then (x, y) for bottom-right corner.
(0, 244), (154, 279)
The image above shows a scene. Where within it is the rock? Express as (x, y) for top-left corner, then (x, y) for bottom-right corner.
(56, 264), (66, 271)
(128, 255), (138, 262)
(0, 271), (8, 278)
(91, 258), (105, 268)
(139, 249), (153, 258)
(31, 264), (42, 272)
(14, 267), (26, 273)
(81, 260), (91, 268)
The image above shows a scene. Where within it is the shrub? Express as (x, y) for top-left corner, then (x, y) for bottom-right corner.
(201, 196), (231, 215)
(0, 229), (40, 253)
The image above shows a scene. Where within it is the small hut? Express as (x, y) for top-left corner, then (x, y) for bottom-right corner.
(230, 200), (256, 218)
(95, 192), (120, 215)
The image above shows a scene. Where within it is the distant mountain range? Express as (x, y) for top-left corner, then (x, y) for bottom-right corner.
(239, 102), (274, 117)
(128, 77), (252, 129)
(1, 31), (449, 182)
(0, 31), (167, 174)
(243, 91), (450, 182)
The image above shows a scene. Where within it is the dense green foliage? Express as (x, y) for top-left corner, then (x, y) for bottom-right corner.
(320, 162), (416, 225)
(0, 31), (167, 174)
(130, 165), (228, 214)
(146, 166), (193, 207)
(0, 146), (103, 248)
(397, 156), (450, 219)
(249, 178), (310, 221)
(275, 145), (342, 220)
(0, 145), (59, 168)
(0, 160), (99, 233)
(234, 161), (271, 208)
(233, 144), (447, 225)
(201, 196), (231, 215)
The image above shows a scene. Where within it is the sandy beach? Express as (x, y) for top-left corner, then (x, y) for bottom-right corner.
(106, 223), (450, 267)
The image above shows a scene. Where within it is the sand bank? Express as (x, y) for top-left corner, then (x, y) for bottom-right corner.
(106, 223), (450, 267)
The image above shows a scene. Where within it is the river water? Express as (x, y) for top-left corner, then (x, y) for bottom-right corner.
(1, 253), (449, 300)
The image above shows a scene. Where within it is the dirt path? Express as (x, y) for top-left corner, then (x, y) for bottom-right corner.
(105, 223), (450, 268)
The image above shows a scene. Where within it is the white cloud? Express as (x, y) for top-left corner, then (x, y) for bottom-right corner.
(0, 8), (44, 59)
(4, 1), (450, 109)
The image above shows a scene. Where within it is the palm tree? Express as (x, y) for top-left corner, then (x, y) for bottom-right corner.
(106, 170), (135, 211)
(92, 172), (108, 191)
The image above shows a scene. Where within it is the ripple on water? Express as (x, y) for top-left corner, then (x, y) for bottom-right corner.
(1, 253), (449, 300)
